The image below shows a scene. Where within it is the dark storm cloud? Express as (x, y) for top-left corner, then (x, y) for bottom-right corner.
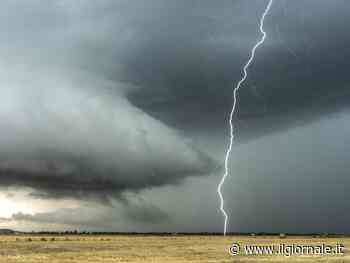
(2, 0), (348, 141)
(1, 0), (350, 231)
(0, 65), (215, 200)
(0, 0), (221, 199)
(118, 0), (350, 140)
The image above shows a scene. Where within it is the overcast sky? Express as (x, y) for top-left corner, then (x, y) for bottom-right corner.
(0, 0), (349, 233)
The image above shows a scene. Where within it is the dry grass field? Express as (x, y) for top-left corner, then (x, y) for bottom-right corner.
(0, 235), (348, 262)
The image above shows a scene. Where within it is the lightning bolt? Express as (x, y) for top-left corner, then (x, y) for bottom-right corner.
(217, 0), (274, 235)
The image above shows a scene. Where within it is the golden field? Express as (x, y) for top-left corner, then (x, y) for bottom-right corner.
(0, 235), (348, 262)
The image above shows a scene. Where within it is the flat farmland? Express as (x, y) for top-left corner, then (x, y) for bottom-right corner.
(0, 235), (349, 262)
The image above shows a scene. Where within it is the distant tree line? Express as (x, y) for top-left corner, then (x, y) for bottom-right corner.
(14, 231), (350, 237)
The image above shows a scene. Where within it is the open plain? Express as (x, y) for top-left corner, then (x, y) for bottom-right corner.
(0, 235), (348, 262)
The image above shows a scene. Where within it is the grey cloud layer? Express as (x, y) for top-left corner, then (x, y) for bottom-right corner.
(2, 0), (349, 140)
(3, 198), (170, 228)
(0, 0), (350, 232)
(0, 64), (214, 200)
(122, 0), (350, 140)
(0, 1), (226, 199)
